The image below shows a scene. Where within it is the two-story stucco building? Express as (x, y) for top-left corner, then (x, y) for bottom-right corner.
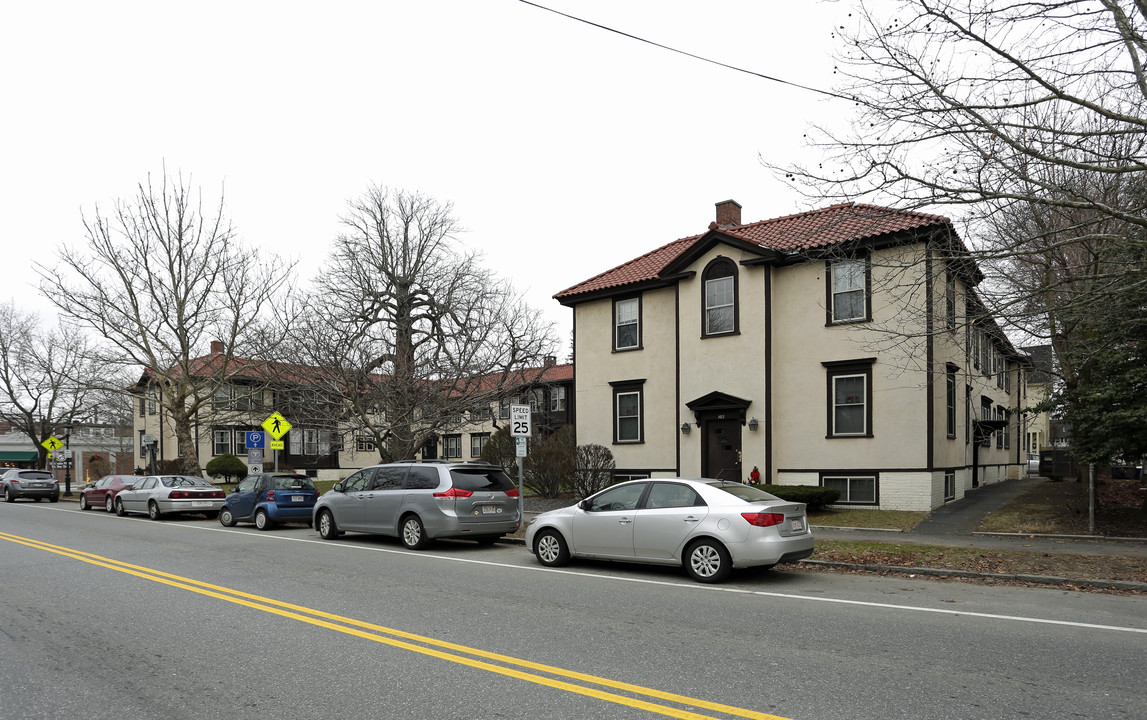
(555, 200), (1027, 511)
(131, 344), (573, 479)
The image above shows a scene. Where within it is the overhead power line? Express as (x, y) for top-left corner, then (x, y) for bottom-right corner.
(519, 0), (848, 101)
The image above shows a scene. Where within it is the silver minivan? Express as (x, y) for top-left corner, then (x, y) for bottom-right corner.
(313, 461), (520, 549)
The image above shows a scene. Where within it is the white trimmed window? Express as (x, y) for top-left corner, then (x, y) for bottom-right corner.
(830, 259), (866, 322)
(213, 429), (232, 456)
(614, 297), (640, 350)
(823, 475), (877, 504)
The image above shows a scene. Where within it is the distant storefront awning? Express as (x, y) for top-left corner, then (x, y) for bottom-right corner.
(0, 451), (39, 462)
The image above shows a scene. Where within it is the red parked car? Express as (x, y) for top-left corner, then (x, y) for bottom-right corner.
(80, 474), (138, 513)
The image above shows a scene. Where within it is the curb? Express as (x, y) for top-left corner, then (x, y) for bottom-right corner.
(973, 531), (1147, 544)
(799, 559), (1147, 592)
(810, 525), (903, 533)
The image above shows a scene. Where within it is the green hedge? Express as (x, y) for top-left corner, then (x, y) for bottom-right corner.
(759, 484), (840, 510)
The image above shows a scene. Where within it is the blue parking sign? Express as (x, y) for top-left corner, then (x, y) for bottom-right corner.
(246, 431), (266, 449)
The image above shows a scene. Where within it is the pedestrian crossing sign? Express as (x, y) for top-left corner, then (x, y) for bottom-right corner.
(262, 412), (292, 440)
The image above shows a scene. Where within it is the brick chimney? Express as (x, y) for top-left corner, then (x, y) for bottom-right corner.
(544, 355), (556, 368)
(715, 199), (742, 227)
(210, 341), (224, 354)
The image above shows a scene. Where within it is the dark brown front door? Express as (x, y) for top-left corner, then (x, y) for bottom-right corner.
(702, 417), (742, 481)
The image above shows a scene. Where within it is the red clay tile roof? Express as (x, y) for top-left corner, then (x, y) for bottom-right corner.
(555, 202), (951, 301)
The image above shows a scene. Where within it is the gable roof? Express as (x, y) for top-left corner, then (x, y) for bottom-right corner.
(555, 202), (954, 304)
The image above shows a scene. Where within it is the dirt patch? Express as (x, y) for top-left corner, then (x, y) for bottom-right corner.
(978, 477), (1147, 537)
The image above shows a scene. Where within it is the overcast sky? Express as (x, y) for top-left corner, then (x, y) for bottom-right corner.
(3, 0), (854, 356)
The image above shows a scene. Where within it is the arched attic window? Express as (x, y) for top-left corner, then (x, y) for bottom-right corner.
(702, 257), (738, 337)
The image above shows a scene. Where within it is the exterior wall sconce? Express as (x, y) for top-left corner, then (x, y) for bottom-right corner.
(747, 417), (759, 431)
(680, 422), (691, 435)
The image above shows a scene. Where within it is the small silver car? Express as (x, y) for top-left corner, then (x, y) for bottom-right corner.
(525, 478), (814, 583)
(313, 461), (520, 548)
(114, 475), (226, 520)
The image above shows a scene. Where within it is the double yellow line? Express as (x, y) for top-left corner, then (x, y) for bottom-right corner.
(1, 531), (793, 720)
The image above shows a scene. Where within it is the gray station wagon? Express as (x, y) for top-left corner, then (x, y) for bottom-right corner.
(313, 461), (520, 549)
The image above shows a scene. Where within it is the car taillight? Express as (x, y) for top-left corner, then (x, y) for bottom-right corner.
(741, 512), (786, 527)
(433, 487), (473, 498)
(265, 490), (276, 501)
(504, 488), (520, 498)
(169, 491), (189, 499)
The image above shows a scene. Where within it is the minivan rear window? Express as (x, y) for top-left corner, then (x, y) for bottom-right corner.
(449, 468), (515, 492)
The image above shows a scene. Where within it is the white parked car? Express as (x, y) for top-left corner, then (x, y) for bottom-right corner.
(524, 478), (814, 583)
(114, 475), (226, 520)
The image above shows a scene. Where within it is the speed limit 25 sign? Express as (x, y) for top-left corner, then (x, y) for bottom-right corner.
(509, 404), (532, 437)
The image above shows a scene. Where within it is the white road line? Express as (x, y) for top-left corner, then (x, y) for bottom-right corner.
(32, 503), (1147, 635)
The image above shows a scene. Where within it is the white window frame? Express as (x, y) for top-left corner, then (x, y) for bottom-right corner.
(614, 297), (639, 351)
(830, 259), (867, 323)
(213, 429), (232, 456)
(704, 275), (735, 335)
(832, 373), (867, 436)
(823, 475), (877, 504)
(616, 390), (641, 443)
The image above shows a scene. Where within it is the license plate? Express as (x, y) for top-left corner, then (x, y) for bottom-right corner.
(31, 483), (46, 488)
(291, 495), (304, 503)
(480, 505), (497, 514)
(191, 501), (213, 508)
(790, 519), (804, 531)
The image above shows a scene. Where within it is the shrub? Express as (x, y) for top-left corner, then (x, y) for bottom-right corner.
(574, 443), (614, 499)
(205, 453), (248, 483)
(524, 426), (576, 498)
(759, 484), (841, 510)
(480, 426), (518, 477)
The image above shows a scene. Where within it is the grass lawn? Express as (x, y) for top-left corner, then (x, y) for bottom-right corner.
(808, 508), (928, 531)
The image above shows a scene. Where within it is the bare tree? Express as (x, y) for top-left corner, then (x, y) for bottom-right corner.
(771, 1), (1147, 459)
(780, 1), (1145, 225)
(36, 171), (294, 474)
(0, 303), (95, 469)
(287, 185), (558, 461)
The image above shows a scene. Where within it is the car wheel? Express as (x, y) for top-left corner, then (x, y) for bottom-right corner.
(3, 488), (12, 502)
(114, 497), (127, 517)
(684, 539), (732, 583)
(105, 496), (115, 513)
(49, 496), (59, 503)
(147, 501), (163, 521)
(79, 495), (90, 511)
(400, 514), (429, 550)
(317, 510), (340, 540)
(254, 509), (273, 531)
(218, 508), (237, 527)
(533, 529), (570, 567)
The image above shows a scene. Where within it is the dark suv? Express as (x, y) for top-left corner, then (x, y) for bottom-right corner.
(1, 469), (60, 502)
(312, 461), (520, 548)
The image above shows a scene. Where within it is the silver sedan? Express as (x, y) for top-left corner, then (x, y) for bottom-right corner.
(114, 475), (226, 520)
(524, 478), (814, 583)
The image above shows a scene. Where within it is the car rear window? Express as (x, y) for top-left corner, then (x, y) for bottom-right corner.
(272, 475), (316, 491)
(707, 482), (782, 502)
(161, 476), (213, 487)
(449, 467), (515, 492)
(18, 471), (53, 480)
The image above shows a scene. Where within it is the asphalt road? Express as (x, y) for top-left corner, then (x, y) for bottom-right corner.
(2, 501), (1144, 720)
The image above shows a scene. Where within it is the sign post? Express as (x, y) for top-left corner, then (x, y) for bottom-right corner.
(510, 404), (532, 529)
(245, 431), (266, 474)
